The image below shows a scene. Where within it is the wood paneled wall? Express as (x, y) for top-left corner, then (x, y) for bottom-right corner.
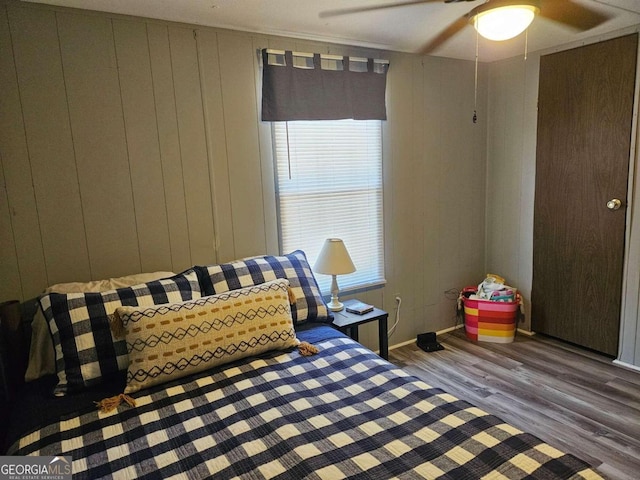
(0, 0), (487, 349)
(1, 5), (218, 296)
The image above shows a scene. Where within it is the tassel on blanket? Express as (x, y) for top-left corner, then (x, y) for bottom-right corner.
(95, 393), (136, 414)
(287, 287), (296, 305)
(109, 310), (125, 339)
(298, 341), (319, 356)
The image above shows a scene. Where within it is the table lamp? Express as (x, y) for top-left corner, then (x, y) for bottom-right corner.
(313, 238), (356, 311)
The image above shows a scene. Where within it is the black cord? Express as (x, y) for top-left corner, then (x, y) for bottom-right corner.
(443, 288), (464, 336)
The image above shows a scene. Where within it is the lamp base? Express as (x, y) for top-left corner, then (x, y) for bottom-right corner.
(327, 300), (344, 312)
(327, 275), (344, 311)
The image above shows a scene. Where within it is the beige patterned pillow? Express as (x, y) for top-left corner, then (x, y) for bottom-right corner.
(115, 278), (298, 393)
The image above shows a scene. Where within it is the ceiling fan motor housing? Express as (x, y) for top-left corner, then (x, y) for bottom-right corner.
(467, 0), (541, 19)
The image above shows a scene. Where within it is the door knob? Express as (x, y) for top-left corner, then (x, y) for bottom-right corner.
(607, 199), (622, 211)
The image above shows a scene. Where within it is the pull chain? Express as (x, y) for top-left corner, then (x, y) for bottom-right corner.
(473, 18), (479, 124)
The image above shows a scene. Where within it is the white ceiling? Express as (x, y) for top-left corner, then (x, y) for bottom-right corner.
(21, 0), (640, 62)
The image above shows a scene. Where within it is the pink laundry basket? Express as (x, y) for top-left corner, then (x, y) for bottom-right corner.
(460, 288), (522, 344)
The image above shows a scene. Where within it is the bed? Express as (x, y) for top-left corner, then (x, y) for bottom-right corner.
(0, 252), (603, 479)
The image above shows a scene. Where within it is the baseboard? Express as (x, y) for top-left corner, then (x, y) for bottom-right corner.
(380, 325), (534, 354)
(386, 324), (464, 352)
(436, 324), (465, 336)
(612, 359), (640, 373)
(517, 328), (536, 336)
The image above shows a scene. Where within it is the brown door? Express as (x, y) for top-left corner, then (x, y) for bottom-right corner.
(532, 34), (638, 356)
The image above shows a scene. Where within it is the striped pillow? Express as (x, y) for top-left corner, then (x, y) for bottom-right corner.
(39, 269), (201, 395)
(196, 250), (330, 324)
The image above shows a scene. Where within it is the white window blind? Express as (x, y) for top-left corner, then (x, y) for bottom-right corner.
(273, 119), (385, 294)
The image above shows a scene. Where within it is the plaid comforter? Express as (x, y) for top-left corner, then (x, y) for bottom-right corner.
(9, 335), (602, 479)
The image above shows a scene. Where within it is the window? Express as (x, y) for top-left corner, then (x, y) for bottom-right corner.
(273, 119), (385, 294)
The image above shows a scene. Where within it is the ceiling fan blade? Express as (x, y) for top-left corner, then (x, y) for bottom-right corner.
(319, 0), (442, 18)
(419, 14), (469, 54)
(539, 0), (611, 31)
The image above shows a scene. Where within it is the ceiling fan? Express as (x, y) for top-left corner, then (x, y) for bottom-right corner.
(319, 0), (611, 53)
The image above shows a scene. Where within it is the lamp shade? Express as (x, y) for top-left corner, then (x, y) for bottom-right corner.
(472, 4), (538, 41)
(313, 238), (356, 275)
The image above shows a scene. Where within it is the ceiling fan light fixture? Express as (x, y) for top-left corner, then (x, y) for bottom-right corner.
(473, 4), (539, 42)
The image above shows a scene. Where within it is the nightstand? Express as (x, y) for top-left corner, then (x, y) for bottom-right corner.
(331, 299), (389, 360)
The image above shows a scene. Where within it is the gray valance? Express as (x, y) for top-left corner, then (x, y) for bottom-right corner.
(261, 49), (389, 121)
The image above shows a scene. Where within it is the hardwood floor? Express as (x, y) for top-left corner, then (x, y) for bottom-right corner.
(389, 328), (640, 480)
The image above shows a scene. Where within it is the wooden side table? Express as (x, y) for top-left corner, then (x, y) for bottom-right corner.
(331, 299), (389, 360)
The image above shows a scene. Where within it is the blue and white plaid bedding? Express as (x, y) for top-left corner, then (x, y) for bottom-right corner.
(9, 335), (602, 479)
